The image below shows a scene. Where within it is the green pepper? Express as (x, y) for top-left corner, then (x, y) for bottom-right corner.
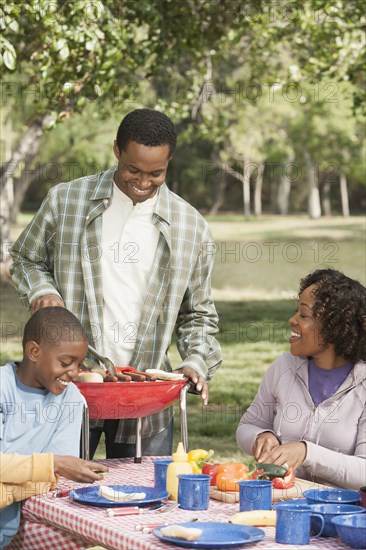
(254, 463), (288, 480)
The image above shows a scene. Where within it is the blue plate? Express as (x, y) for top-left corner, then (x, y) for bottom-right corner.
(152, 522), (265, 548)
(69, 485), (169, 508)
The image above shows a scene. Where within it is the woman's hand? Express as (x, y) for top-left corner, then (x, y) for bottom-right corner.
(54, 456), (109, 482)
(252, 432), (280, 463)
(256, 441), (307, 471)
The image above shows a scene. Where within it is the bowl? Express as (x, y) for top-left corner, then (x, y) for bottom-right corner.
(75, 379), (188, 419)
(273, 499), (310, 509)
(309, 504), (365, 537)
(360, 487), (366, 509)
(331, 514), (366, 549)
(304, 488), (361, 506)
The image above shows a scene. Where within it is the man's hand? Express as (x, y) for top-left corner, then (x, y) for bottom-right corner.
(175, 366), (208, 405)
(31, 294), (65, 314)
(54, 456), (109, 482)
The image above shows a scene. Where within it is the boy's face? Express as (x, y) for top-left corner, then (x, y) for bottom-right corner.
(24, 339), (88, 394)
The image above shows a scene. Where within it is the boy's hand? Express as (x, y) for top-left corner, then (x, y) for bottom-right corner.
(54, 456), (109, 482)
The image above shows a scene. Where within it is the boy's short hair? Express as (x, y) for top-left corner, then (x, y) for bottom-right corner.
(22, 307), (87, 349)
(116, 108), (177, 157)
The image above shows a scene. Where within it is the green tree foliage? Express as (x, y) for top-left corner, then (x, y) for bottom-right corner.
(1, 1), (365, 222)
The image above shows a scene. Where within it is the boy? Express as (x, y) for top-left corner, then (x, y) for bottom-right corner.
(0, 307), (101, 547)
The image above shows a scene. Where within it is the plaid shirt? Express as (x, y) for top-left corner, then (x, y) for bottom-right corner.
(10, 168), (222, 442)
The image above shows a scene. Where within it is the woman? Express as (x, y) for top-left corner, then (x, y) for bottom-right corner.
(236, 269), (366, 490)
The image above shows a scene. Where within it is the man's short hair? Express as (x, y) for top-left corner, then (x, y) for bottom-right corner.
(116, 108), (177, 157)
(22, 307), (87, 349)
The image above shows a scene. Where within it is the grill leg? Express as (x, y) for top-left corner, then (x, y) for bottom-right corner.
(81, 400), (90, 460)
(134, 417), (142, 463)
(179, 384), (189, 452)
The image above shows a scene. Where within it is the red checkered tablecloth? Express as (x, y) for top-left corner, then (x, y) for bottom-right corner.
(8, 458), (351, 550)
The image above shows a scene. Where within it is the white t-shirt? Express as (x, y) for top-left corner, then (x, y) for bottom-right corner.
(101, 182), (159, 366)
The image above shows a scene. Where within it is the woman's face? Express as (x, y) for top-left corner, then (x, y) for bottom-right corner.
(288, 284), (327, 360)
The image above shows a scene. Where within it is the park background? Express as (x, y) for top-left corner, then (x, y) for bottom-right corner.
(1, 1), (365, 463)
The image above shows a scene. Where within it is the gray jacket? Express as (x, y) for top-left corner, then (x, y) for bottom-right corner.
(236, 352), (366, 490)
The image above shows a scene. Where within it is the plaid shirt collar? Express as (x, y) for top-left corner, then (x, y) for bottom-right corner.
(92, 167), (171, 225)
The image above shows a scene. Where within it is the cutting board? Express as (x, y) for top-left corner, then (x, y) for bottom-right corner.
(210, 478), (330, 503)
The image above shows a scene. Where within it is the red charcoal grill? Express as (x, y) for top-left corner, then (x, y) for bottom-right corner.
(76, 378), (189, 462)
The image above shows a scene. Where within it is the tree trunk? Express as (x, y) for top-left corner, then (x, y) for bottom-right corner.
(321, 179), (332, 216)
(208, 150), (227, 215)
(254, 162), (264, 217)
(304, 150), (321, 219)
(277, 158), (293, 215)
(339, 172), (350, 217)
(0, 180), (13, 280)
(0, 115), (51, 278)
(243, 159), (251, 219)
(208, 170), (227, 215)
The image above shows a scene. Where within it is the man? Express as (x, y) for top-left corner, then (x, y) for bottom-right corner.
(10, 108), (222, 458)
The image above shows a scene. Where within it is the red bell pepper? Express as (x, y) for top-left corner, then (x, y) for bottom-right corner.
(272, 467), (295, 489)
(250, 468), (265, 479)
(202, 463), (221, 486)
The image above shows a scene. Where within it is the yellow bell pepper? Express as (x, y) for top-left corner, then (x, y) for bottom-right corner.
(188, 449), (214, 474)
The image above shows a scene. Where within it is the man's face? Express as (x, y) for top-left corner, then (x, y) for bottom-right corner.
(113, 141), (171, 204)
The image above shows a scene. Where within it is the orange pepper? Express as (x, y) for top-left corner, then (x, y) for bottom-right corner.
(217, 463), (249, 475)
(215, 463), (249, 491)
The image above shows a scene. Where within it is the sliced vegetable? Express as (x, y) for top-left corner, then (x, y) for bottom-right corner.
(250, 468), (265, 480)
(254, 463), (288, 480)
(250, 463), (296, 489)
(272, 467), (295, 489)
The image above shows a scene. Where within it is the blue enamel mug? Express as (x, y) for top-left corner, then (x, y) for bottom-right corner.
(275, 502), (325, 545)
(238, 479), (273, 511)
(177, 474), (211, 510)
(153, 459), (173, 493)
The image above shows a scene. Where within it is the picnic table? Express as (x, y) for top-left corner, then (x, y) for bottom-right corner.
(8, 457), (351, 550)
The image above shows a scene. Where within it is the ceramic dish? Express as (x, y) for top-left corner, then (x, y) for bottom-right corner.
(69, 485), (169, 508)
(309, 503), (365, 537)
(331, 514), (366, 549)
(153, 522), (265, 548)
(303, 488), (360, 506)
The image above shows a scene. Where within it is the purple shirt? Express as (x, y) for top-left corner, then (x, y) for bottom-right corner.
(308, 358), (354, 406)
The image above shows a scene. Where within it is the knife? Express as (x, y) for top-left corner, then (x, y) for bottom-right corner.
(105, 502), (165, 517)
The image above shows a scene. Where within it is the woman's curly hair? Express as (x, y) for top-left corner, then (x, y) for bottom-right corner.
(299, 269), (366, 363)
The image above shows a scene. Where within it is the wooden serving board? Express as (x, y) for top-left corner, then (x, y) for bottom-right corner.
(210, 478), (330, 503)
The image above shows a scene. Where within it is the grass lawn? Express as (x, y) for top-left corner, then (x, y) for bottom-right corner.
(1, 214), (364, 463)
